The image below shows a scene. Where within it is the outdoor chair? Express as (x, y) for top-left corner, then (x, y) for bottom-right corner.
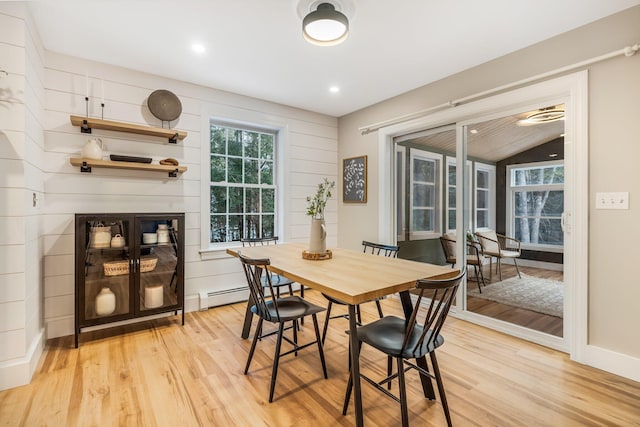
(439, 234), (485, 292)
(474, 230), (521, 281)
(342, 270), (466, 427)
(239, 253), (328, 402)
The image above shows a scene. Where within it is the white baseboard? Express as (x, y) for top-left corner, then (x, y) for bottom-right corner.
(0, 328), (45, 391)
(581, 344), (640, 383)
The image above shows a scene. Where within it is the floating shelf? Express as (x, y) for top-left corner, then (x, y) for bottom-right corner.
(70, 158), (187, 178)
(70, 115), (187, 143)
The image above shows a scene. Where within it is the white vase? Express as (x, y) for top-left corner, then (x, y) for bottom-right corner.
(309, 218), (327, 254)
(145, 285), (164, 308)
(95, 287), (116, 316)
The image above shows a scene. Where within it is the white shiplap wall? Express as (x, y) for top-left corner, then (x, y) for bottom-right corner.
(41, 54), (338, 338)
(0, 3), (46, 390)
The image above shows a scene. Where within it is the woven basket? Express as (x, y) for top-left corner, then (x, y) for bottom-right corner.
(103, 257), (158, 276)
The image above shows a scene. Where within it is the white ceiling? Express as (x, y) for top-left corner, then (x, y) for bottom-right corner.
(28, 0), (640, 117)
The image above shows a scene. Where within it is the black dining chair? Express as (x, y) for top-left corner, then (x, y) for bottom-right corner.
(321, 240), (400, 344)
(342, 270), (466, 427)
(241, 237), (301, 298)
(239, 253), (328, 403)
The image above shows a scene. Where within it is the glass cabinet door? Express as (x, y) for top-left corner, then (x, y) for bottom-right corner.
(137, 216), (181, 313)
(82, 217), (133, 321)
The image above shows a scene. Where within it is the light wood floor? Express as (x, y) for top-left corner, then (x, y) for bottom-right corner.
(2, 290), (639, 426)
(466, 264), (564, 337)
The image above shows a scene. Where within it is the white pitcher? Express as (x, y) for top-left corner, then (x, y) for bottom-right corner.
(81, 138), (104, 160)
(309, 218), (327, 254)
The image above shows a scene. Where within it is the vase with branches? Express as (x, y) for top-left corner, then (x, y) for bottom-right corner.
(306, 178), (335, 253)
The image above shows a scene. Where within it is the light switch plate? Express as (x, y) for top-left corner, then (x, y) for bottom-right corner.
(595, 192), (629, 210)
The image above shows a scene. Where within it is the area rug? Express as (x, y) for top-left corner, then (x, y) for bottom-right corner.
(468, 273), (563, 318)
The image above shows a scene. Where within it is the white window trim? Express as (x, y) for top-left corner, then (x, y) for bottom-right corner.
(199, 106), (289, 258)
(396, 145), (406, 242)
(445, 156), (473, 233)
(474, 162), (496, 231)
(409, 148), (442, 240)
(506, 160), (564, 253)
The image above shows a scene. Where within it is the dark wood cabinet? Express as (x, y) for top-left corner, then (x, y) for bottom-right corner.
(74, 213), (185, 347)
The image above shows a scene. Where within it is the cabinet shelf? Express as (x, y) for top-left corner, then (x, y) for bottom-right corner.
(70, 115), (187, 143)
(70, 158), (187, 177)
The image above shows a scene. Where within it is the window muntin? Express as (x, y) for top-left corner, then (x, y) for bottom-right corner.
(209, 123), (277, 243)
(508, 161), (564, 248)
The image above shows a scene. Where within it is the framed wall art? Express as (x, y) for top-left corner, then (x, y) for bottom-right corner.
(343, 155), (367, 203)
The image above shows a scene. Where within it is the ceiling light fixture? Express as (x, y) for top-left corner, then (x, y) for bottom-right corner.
(517, 107), (565, 126)
(303, 2), (349, 46)
(191, 43), (205, 54)
(329, 86), (340, 93)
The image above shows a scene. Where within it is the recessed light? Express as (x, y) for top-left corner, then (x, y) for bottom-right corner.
(549, 153), (559, 158)
(329, 86), (340, 93)
(469, 129), (478, 134)
(192, 43), (205, 54)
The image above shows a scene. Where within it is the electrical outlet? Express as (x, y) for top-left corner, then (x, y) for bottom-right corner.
(595, 192), (629, 210)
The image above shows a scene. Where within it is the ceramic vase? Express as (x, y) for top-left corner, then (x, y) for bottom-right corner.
(95, 287), (116, 316)
(145, 285), (164, 308)
(309, 218), (327, 254)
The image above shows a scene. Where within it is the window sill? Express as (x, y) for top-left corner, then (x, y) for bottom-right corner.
(199, 244), (242, 260)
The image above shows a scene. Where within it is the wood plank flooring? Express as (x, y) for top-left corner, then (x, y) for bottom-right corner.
(466, 264), (564, 336)
(2, 289), (639, 426)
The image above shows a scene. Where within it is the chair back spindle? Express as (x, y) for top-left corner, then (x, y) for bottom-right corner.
(362, 240), (399, 258)
(239, 253), (279, 322)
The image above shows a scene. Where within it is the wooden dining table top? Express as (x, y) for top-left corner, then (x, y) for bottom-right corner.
(227, 242), (456, 305)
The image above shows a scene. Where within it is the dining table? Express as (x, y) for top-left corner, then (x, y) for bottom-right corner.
(227, 242), (457, 427)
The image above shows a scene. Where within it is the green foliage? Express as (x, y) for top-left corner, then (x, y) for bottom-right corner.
(306, 178), (335, 219)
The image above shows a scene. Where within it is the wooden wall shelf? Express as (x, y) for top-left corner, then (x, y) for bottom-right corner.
(70, 158), (187, 178)
(70, 115), (187, 143)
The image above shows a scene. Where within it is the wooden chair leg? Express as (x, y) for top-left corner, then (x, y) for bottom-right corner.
(321, 300), (334, 345)
(513, 258), (522, 278)
(269, 323), (285, 403)
(387, 356), (393, 390)
(293, 320), (298, 356)
(311, 314), (328, 378)
(244, 317), (263, 374)
(430, 352), (452, 427)
(397, 357), (409, 427)
(375, 299), (384, 318)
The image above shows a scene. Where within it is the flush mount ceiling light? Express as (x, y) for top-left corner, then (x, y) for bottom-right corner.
(303, 2), (349, 46)
(517, 106), (565, 126)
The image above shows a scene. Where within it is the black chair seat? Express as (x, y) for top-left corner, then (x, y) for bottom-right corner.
(356, 315), (444, 358)
(252, 296), (325, 322)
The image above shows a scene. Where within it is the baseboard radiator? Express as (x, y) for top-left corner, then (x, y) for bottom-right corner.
(199, 286), (250, 311)
(198, 283), (304, 311)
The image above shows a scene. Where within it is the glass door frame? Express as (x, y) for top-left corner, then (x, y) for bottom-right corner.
(376, 71), (588, 359)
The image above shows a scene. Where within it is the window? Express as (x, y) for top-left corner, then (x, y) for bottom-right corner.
(396, 145), (406, 241)
(409, 149), (442, 239)
(445, 157), (473, 233)
(474, 162), (495, 230)
(507, 161), (564, 248)
(209, 123), (277, 243)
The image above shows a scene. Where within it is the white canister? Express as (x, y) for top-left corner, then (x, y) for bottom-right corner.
(90, 224), (112, 248)
(110, 233), (125, 248)
(157, 228), (169, 244)
(95, 287), (116, 316)
(145, 285), (164, 308)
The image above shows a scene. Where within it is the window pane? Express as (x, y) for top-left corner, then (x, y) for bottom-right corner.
(260, 160), (273, 185)
(260, 134), (274, 160)
(228, 130), (242, 156)
(413, 209), (433, 231)
(210, 126), (226, 155)
(413, 158), (435, 182)
(515, 218), (563, 245)
(244, 158), (259, 184)
(448, 187), (456, 208)
(413, 184), (434, 207)
(477, 189), (488, 209)
(512, 165), (564, 186)
(210, 215), (227, 243)
(245, 215), (260, 239)
(448, 165), (456, 185)
(515, 190), (564, 216)
(210, 186), (227, 214)
(246, 188), (260, 213)
(262, 215), (275, 237)
(448, 209), (456, 230)
(477, 210), (488, 228)
(262, 189), (274, 213)
(228, 215), (243, 241)
(229, 187), (243, 213)
(243, 131), (259, 158)
(477, 170), (488, 189)
(210, 156), (226, 182)
(228, 157), (243, 183)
